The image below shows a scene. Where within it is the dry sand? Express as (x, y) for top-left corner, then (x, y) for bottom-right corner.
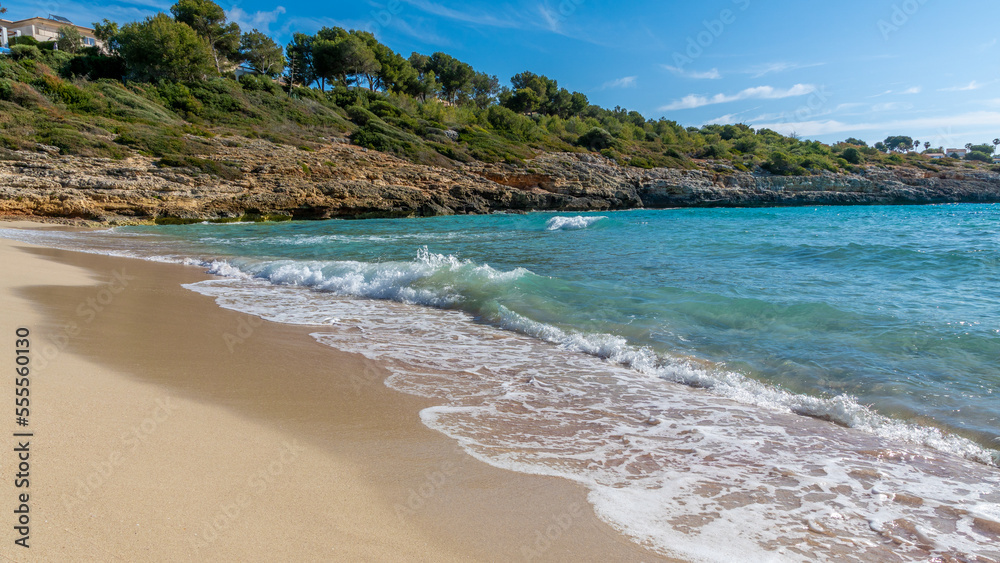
(0, 223), (669, 562)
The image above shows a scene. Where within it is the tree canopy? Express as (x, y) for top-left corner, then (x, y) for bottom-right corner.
(240, 29), (285, 77)
(882, 135), (914, 153)
(170, 0), (241, 75)
(57, 26), (84, 54)
(116, 13), (215, 81)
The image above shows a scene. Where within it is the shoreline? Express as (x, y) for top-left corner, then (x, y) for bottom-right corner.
(0, 227), (671, 561)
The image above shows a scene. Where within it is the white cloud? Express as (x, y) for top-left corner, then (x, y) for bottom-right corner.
(396, 0), (602, 44)
(602, 76), (638, 89)
(834, 102), (866, 111)
(228, 6), (287, 34)
(538, 4), (561, 32)
(659, 84), (817, 111)
(704, 113), (742, 125)
(661, 65), (721, 80)
(871, 102), (913, 113)
(939, 81), (982, 92)
(752, 111), (1000, 138)
(870, 86), (920, 97)
(744, 62), (825, 78)
(400, 0), (521, 28)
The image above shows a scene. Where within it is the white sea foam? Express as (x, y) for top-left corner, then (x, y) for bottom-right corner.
(183, 277), (1000, 562)
(545, 215), (607, 231)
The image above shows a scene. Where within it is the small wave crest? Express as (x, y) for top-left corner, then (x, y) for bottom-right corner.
(545, 215), (607, 231)
(200, 246), (531, 309)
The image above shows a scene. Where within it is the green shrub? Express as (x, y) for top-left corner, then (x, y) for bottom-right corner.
(35, 75), (98, 111)
(182, 79), (257, 123)
(37, 125), (126, 158)
(732, 137), (758, 153)
(369, 100), (402, 119)
(66, 55), (127, 81)
(663, 147), (686, 159)
(238, 73), (282, 95)
(0, 79), (12, 101)
(698, 143), (729, 159)
(763, 151), (796, 175)
(841, 147), (862, 164)
(577, 127), (617, 151)
(328, 86), (371, 108)
(115, 126), (203, 156)
(351, 124), (404, 153)
(486, 105), (538, 141)
(967, 151), (992, 162)
(800, 155), (836, 172)
(41, 49), (73, 71)
(457, 127), (532, 164)
(346, 105), (380, 126)
(157, 82), (203, 116)
(9, 45), (43, 61)
(181, 124), (214, 138)
(628, 156), (655, 169)
(7, 81), (48, 108)
(10, 36), (40, 47)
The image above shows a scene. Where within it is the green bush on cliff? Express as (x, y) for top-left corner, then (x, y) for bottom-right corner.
(238, 73), (282, 95)
(9, 45), (43, 61)
(346, 105), (380, 125)
(577, 127), (617, 151)
(0, 79), (13, 102)
(841, 147), (862, 164)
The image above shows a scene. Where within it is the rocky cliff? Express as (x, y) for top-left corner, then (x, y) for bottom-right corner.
(2, 138), (999, 224)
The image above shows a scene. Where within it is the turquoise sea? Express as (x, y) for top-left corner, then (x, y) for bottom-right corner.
(6, 203), (999, 561)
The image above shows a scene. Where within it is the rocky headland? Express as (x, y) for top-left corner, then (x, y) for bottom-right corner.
(2, 137), (999, 224)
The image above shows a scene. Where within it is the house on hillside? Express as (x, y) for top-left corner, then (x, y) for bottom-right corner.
(0, 19), (10, 51)
(0, 15), (101, 50)
(945, 148), (967, 159)
(925, 153), (946, 159)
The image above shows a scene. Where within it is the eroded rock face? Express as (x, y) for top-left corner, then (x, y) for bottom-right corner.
(1, 139), (999, 224)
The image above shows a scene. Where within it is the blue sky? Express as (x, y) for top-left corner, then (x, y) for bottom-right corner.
(11, 0), (1000, 148)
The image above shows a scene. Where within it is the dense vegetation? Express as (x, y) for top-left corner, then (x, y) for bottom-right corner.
(1, 0), (996, 178)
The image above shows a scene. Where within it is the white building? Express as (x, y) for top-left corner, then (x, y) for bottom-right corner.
(945, 148), (968, 159)
(1, 15), (100, 50)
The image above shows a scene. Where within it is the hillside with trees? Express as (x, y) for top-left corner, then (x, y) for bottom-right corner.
(1, 1), (999, 222)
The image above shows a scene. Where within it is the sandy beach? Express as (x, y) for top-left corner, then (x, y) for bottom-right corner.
(0, 222), (670, 562)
